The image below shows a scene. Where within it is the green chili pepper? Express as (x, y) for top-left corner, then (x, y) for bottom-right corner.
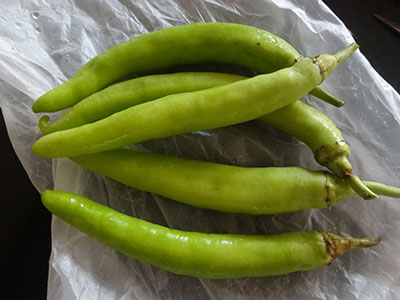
(70, 149), (400, 215)
(32, 22), (343, 113)
(35, 45), (376, 199)
(38, 72), (244, 134)
(31, 45), (356, 159)
(257, 101), (377, 199)
(36, 70), (376, 200)
(41, 190), (380, 279)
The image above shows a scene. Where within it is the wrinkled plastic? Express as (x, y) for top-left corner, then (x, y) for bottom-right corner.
(1, 0), (400, 299)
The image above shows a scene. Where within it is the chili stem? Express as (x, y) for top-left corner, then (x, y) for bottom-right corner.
(365, 181), (400, 198)
(334, 43), (359, 64)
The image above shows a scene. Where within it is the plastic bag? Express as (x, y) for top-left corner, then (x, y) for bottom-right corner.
(1, 0), (399, 299)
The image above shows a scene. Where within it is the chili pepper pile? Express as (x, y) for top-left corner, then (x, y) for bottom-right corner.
(32, 22), (400, 279)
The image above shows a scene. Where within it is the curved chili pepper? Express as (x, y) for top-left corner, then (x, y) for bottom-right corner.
(41, 190), (380, 279)
(71, 149), (400, 214)
(32, 46), (355, 159)
(32, 22), (343, 113)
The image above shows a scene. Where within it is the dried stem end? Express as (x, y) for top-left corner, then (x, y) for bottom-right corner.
(322, 232), (381, 262)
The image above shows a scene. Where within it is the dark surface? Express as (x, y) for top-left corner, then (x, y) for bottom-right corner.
(1, 1), (399, 299)
(0, 109), (52, 300)
(324, 0), (400, 93)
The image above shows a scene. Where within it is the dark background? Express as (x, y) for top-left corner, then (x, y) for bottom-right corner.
(1, 1), (399, 299)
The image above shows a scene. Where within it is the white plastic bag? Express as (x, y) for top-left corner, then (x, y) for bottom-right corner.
(1, 0), (399, 299)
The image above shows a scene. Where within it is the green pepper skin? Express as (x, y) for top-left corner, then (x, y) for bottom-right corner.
(32, 47), (352, 159)
(258, 100), (377, 200)
(258, 100), (343, 153)
(37, 69), (373, 200)
(71, 149), (400, 215)
(70, 149), (350, 214)
(42, 190), (380, 279)
(39, 72), (244, 134)
(32, 22), (338, 113)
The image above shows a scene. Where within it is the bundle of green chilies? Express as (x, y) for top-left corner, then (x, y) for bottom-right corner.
(31, 23), (399, 279)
